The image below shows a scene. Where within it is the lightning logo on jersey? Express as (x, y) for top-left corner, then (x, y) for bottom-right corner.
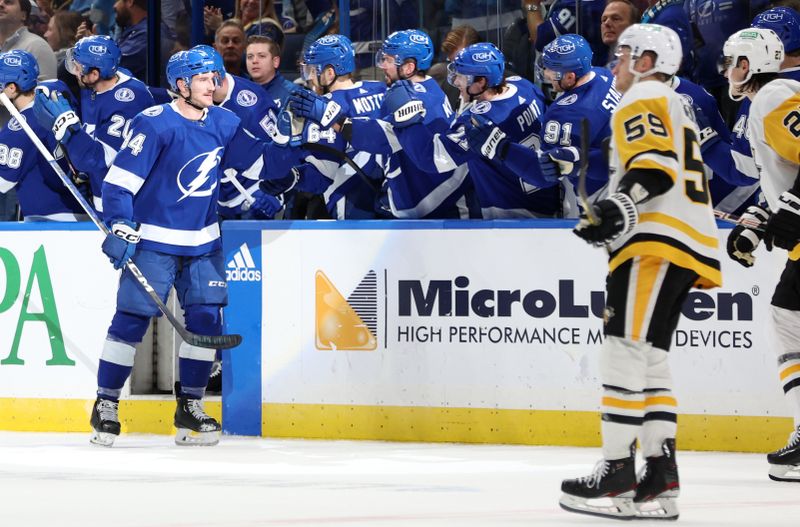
(177, 147), (223, 201)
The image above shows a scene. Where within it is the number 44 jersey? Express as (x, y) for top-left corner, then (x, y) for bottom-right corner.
(608, 79), (721, 289)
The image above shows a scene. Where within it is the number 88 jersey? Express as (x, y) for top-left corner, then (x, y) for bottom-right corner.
(608, 79), (722, 289)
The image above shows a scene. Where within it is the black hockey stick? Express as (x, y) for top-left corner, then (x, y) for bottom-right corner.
(0, 93), (242, 350)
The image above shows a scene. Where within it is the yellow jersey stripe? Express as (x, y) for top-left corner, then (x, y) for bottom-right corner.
(632, 256), (662, 341)
(610, 241), (722, 287)
(645, 396), (678, 407)
(779, 363), (800, 381)
(639, 212), (719, 248)
(763, 93), (800, 165)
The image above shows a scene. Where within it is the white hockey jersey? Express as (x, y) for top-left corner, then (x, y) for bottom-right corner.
(607, 79), (721, 289)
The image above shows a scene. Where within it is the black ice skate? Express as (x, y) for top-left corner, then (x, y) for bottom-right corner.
(89, 397), (120, 447)
(768, 425), (800, 482)
(559, 449), (637, 520)
(206, 361), (222, 394)
(634, 438), (680, 520)
(174, 397), (221, 446)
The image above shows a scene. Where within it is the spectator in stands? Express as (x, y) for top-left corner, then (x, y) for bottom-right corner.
(246, 34), (288, 89)
(600, 0), (639, 67)
(44, 9), (81, 67)
(503, 1), (539, 83)
(0, 0), (57, 80)
(215, 19), (247, 76)
(26, 0), (48, 37)
(237, 0), (292, 44)
(429, 24), (479, 114)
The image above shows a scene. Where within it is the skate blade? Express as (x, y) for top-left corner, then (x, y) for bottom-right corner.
(768, 463), (800, 482)
(89, 431), (117, 447)
(175, 427), (220, 446)
(634, 496), (679, 521)
(559, 493), (635, 520)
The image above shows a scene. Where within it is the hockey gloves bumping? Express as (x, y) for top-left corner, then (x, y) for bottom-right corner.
(465, 114), (508, 160)
(33, 90), (80, 144)
(384, 80), (426, 128)
(573, 192), (638, 246)
(287, 89), (342, 129)
(101, 219), (141, 270)
(249, 190), (284, 219)
(726, 205), (769, 267)
(538, 147), (580, 182)
(765, 190), (800, 251)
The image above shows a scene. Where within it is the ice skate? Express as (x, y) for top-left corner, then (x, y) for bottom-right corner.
(206, 361), (222, 394)
(768, 425), (800, 482)
(89, 397), (120, 447)
(634, 438), (680, 520)
(174, 397), (221, 446)
(559, 450), (637, 520)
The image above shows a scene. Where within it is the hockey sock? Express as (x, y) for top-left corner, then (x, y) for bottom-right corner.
(777, 353), (800, 426)
(640, 388), (678, 457)
(601, 386), (644, 460)
(178, 357), (214, 399)
(96, 337), (138, 401)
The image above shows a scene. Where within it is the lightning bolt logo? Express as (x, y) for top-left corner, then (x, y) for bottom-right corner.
(176, 147), (224, 202)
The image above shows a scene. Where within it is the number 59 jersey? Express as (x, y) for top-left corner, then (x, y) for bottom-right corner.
(608, 80), (721, 289)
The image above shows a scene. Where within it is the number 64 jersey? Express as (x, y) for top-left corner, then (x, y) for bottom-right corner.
(607, 79), (722, 289)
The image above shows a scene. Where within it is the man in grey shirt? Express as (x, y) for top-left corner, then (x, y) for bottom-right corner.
(0, 0), (57, 80)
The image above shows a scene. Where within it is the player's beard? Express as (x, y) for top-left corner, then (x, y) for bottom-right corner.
(115, 6), (131, 27)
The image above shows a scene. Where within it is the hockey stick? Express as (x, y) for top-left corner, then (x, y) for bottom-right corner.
(0, 94), (242, 350)
(576, 118), (598, 225)
(713, 209), (765, 232)
(223, 170), (257, 211)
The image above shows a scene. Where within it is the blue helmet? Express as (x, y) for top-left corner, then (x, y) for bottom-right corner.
(752, 7), (800, 53)
(303, 34), (356, 76)
(191, 44), (225, 78)
(449, 43), (505, 87)
(0, 50), (39, 92)
(68, 35), (120, 78)
(377, 29), (434, 71)
(166, 49), (218, 91)
(542, 34), (593, 79)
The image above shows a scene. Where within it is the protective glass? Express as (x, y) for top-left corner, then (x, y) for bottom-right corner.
(718, 55), (733, 76)
(300, 63), (319, 82)
(374, 50), (400, 69)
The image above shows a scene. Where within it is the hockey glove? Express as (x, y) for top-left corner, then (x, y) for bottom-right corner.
(693, 105), (720, 151)
(260, 166), (300, 196)
(287, 89), (342, 129)
(384, 80), (426, 128)
(248, 190), (284, 219)
(101, 219), (140, 270)
(573, 192), (638, 246)
(33, 91), (80, 143)
(465, 114), (508, 160)
(726, 205), (768, 267)
(765, 190), (800, 251)
(538, 147), (580, 181)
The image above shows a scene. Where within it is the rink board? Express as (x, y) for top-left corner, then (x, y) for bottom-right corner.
(222, 220), (795, 452)
(0, 221), (794, 452)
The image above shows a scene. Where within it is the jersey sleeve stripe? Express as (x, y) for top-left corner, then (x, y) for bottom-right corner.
(376, 119), (402, 153)
(0, 177), (16, 193)
(104, 166), (145, 194)
(624, 154), (679, 182)
(731, 149), (759, 179)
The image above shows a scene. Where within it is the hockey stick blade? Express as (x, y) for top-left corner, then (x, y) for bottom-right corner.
(713, 209), (765, 232)
(0, 93), (242, 350)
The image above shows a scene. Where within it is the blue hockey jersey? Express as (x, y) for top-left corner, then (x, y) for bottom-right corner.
(102, 103), (291, 256)
(392, 77), (559, 218)
(0, 104), (84, 220)
(65, 71), (155, 211)
(641, 0), (695, 78)
(348, 77), (479, 219)
(686, 0), (750, 90)
(297, 80), (387, 219)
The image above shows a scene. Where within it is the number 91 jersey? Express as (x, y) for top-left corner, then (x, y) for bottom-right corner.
(608, 80), (721, 289)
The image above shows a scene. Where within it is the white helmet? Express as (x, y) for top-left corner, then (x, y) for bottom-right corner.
(722, 28), (784, 101)
(616, 23), (682, 79)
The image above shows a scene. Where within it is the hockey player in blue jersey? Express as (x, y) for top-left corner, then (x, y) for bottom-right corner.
(534, 0), (608, 68)
(191, 44), (286, 220)
(375, 42), (559, 218)
(753, 6), (800, 82)
(32, 36), (155, 213)
(0, 51), (87, 221)
(536, 34), (621, 216)
(88, 49), (297, 448)
(288, 29), (477, 219)
(282, 34), (386, 219)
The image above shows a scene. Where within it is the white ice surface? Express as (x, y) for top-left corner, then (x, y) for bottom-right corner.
(0, 432), (797, 526)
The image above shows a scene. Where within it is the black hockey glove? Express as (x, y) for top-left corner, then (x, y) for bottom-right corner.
(573, 192), (638, 246)
(726, 205), (768, 267)
(765, 190), (800, 251)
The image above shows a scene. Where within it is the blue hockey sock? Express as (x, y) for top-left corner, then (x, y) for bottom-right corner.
(97, 359), (133, 402)
(179, 357), (214, 399)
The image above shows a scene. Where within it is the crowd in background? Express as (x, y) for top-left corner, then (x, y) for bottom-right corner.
(0, 0), (799, 220)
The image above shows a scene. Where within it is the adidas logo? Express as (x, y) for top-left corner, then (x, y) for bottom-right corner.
(226, 243), (261, 282)
(316, 270), (377, 351)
